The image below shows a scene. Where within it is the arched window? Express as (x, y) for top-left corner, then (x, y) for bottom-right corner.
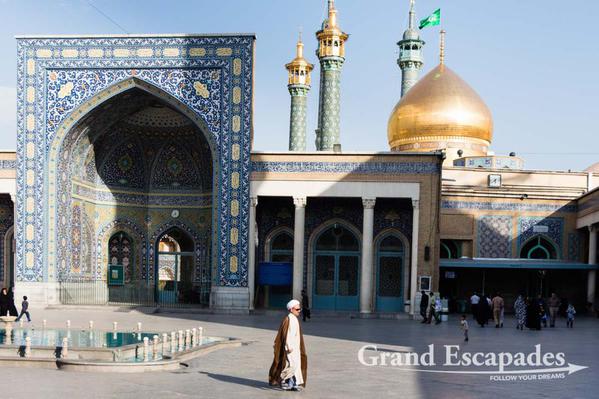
(156, 227), (196, 304)
(520, 236), (558, 259)
(109, 232), (133, 281)
(376, 234), (404, 302)
(440, 240), (460, 259)
(270, 231), (293, 263)
(316, 225), (359, 252)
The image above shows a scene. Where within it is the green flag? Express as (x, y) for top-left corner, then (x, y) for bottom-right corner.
(419, 8), (441, 29)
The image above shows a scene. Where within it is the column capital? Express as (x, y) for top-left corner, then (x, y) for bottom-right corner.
(362, 198), (376, 209)
(250, 196), (258, 207)
(293, 197), (307, 208)
(412, 199), (420, 209)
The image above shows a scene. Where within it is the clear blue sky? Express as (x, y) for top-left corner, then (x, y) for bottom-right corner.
(0, 0), (597, 171)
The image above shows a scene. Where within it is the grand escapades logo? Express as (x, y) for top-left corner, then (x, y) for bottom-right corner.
(358, 344), (587, 381)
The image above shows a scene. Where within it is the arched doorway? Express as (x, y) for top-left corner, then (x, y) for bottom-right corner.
(156, 227), (196, 304)
(520, 235), (558, 259)
(313, 223), (360, 311)
(520, 235), (559, 297)
(263, 229), (293, 309)
(49, 81), (214, 305)
(3, 226), (14, 288)
(375, 233), (406, 312)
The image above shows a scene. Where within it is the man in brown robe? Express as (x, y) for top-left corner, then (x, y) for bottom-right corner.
(268, 299), (308, 390)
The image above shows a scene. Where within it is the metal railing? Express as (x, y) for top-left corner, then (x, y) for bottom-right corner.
(58, 278), (209, 307)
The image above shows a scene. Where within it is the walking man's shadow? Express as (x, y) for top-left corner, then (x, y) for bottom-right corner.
(199, 371), (274, 390)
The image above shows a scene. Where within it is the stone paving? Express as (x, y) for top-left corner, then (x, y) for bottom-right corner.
(0, 307), (597, 398)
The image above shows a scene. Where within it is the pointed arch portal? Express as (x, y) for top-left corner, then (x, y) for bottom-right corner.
(16, 35), (254, 309)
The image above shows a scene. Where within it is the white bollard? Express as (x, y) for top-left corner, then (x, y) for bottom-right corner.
(137, 322), (142, 332)
(42, 319), (47, 329)
(5, 324), (11, 345)
(143, 337), (149, 361)
(25, 337), (31, 357)
(178, 330), (184, 352)
(162, 333), (168, 356)
(199, 327), (203, 345)
(152, 335), (159, 360)
(170, 331), (176, 353)
(185, 329), (191, 349)
(61, 337), (68, 358)
(191, 328), (197, 347)
(113, 322), (118, 331)
(66, 320), (71, 329)
(89, 320), (94, 330)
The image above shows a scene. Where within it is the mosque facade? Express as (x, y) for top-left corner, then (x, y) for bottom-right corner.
(0, 0), (597, 315)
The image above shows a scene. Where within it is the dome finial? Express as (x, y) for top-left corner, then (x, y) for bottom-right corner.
(297, 28), (304, 58)
(408, 0), (416, 30)
(439, 29), (446, 65)
(327, 0), (338, 28)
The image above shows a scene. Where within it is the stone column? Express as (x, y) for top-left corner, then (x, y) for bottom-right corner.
(359, 198), (376, 313)
(410, 199), (420, 317)
(248, 197), (258, 310)
(588, 225), (597, 305)
(292, 197), (307, 300)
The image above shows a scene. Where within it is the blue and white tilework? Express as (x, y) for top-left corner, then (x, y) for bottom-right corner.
(517, 217), (563, 258)
(442, 200), (577, 213)
(16, 35), (254, 286)
(251, 161), (440, 174)
(477, 215), (512, 258)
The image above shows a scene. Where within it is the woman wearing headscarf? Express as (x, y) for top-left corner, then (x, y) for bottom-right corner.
(514, 294), (526, 330)
(476, 294), (490, 327)
(526, 296), (541, 330)
(269, 299), (308, 391)
(0, 288), (9, 316)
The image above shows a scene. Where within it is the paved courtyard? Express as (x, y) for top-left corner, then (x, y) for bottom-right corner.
(0, 307), (597, 399)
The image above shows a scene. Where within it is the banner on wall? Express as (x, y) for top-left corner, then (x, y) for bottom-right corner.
(258, 262), (292, 286)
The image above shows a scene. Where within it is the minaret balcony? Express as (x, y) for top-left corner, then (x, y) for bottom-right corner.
(398, 51), (423, 63)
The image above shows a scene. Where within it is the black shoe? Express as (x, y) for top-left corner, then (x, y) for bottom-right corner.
(495, 325), (499, 328)
(464, 338), (469, 342)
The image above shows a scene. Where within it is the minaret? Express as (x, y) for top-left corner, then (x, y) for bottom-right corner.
(315, 0), (348, 151)
(286, 32), (314, 151)
(398, 0), (425, 97)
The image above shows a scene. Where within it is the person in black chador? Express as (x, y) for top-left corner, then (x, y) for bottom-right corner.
(420, 291), (429, 323)
(0, 288), (9, 316)
(301, 290), (311, 322)
(526, 297), (541, 330)
(7, 286), (19, 317)
(476, 295), (490, 327)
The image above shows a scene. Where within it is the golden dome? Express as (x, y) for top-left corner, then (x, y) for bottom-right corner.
(388, 64), (493, 154)
(584, 162), (599, 173)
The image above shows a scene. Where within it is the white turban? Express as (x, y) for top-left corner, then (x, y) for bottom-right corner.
(286, 299), (300, 311)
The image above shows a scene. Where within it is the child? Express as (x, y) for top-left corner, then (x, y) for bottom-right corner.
(566, 303), (576, 328)
(461, 314), (469, 342)
(15, 296), (31, 322)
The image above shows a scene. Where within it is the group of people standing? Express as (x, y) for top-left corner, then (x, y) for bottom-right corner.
(471, 291), (576, 330)
(419, 291), (443, 324)
(513, 292), (576, 330)
(470, 292), (505, 328)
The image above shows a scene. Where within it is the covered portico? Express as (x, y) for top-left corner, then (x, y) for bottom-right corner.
(576, 186), (599, 307)
(248, 152), (442, 315)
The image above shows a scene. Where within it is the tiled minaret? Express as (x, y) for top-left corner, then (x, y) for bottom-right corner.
(285, 33), (314, 151)
(398, 0), (425, 97)
(315, 0), (348, 150)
